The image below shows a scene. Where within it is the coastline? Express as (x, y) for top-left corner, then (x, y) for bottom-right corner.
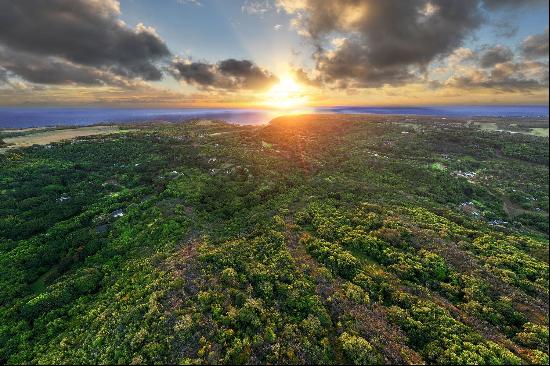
(0, 105), (548, 129)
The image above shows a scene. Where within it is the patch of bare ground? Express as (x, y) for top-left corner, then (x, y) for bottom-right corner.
(164, 240), (203, 299)
(502, 196), (548, 230)
(161, 240), (206, 359)
(284, 221), (423, 365)
(502, 196), (542, 219)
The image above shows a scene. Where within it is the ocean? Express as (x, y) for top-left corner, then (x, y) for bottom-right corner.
(0, 105), (547, 128)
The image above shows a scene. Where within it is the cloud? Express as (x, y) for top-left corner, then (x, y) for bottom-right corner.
(0, 0), (170, 85)
(314, 38), (417, 88)
(274, 24), (283, 31)
(292, 68), (322, 87)
(278, 0), (484, 63)
(177, 0), (203, 6)
(0, 67), (8, 85)
(437, 33), (548, 93)
(445, 67), (547, 92)
(479, 45), (514, 68)
(0, 46), (146, 88)
(277, 0), (484, 88)
(447, 47), (476, 66)
(492, 19), (519, 38)
(0, 81), (225, 107)
(242, 0), (272, 16)
(443, 54), (548, 92)
(521, 29), (549, 59)
(171, 58), (278, 90)
(277, 0), (548, 89)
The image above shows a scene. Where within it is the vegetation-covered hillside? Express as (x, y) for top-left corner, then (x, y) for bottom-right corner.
(0, 115), (548, 364)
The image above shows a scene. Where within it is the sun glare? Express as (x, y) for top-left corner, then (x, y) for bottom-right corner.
(264, 76), (308, 109)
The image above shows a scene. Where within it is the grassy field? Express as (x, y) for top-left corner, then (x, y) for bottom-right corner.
(529, 128), (550, 137)
(475, 121), (549, 137)
(0, 126), (133, 153)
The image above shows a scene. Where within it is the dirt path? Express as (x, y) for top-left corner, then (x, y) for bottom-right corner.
(502, 196), (538, 219)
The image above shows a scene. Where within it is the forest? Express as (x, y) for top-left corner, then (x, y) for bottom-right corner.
(0, 115), (548, 364)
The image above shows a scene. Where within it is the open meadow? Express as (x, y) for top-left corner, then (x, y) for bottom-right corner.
(0, 126), (134, 153)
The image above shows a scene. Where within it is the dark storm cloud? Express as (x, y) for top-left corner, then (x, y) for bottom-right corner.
(314, 39), (417, 88)
(277, 0), (548, 89)
(521, 29), (549, 58)
(172, 62), (217, 86)
(0, 47), (140, 87)
(171, 58), (278, 90)
(0, 0), (170, 85)
(479, 45), (514, 68)
(218, 59), (279, 89)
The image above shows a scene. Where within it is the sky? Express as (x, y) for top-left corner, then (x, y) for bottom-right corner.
(0, 0), (548, 108)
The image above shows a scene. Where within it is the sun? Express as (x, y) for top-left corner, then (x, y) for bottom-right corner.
(264, 76), (308, 109)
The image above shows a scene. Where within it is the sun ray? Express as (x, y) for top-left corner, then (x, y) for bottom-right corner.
(264, 76), (309, 109)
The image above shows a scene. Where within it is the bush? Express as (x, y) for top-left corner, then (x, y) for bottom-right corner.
(339, 332), (380, 365)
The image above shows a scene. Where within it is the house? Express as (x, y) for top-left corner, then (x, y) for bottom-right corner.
(111, 209), (124, 218)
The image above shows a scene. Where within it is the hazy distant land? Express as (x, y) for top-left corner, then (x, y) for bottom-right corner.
(0, 105), (548, 128)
